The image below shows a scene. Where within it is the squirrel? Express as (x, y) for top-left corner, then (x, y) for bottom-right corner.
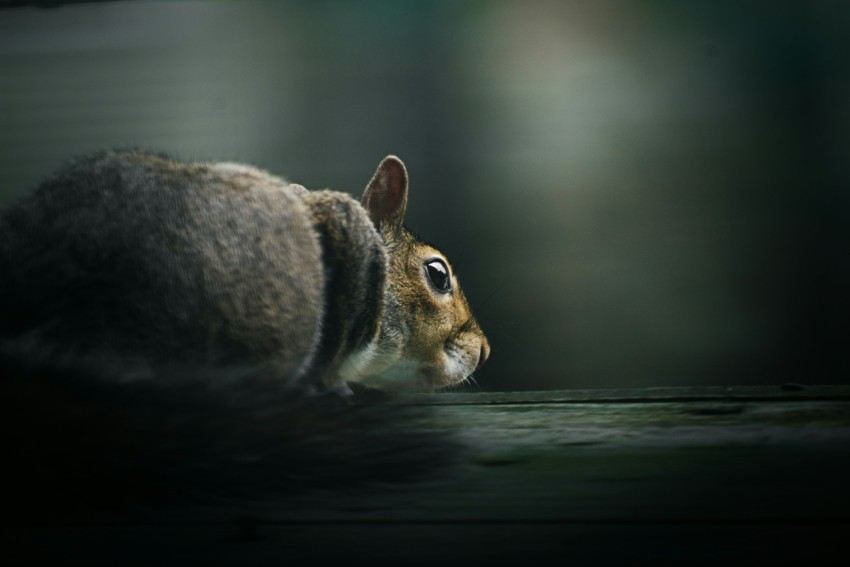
(0, 150), (490, 395)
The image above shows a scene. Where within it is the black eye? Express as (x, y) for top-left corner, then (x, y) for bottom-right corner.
(425, 259), (451, 293)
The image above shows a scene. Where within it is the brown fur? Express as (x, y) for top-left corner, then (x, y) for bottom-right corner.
(344, 156), (490, 391)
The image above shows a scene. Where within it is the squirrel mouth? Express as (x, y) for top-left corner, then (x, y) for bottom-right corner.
(419, 363), (469, 391)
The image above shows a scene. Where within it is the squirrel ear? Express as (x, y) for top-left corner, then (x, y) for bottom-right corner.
(361, 155), (408, 234)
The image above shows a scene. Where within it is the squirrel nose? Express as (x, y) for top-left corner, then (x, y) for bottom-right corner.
(475, 340), (490, 372)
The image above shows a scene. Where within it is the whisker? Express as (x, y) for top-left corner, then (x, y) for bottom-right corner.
(472, 283), (503, 318)
(479, 322), (511, 339)
(457, 316), (476, 334)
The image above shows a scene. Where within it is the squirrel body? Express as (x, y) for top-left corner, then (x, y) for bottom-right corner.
(0, 151), (489, 393)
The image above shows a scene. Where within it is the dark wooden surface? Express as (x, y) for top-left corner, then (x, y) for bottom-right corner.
(11, 385), (850, 566)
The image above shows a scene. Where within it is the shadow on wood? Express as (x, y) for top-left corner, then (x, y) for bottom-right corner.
(5, 372), (850, 565)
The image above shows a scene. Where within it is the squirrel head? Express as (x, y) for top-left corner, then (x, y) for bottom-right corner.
(352, 156), (490, 392)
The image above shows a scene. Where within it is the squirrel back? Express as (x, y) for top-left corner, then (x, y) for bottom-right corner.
(0, 151), (489, 394)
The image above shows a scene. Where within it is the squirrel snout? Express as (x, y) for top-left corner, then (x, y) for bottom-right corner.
(475, 340), (491, 372)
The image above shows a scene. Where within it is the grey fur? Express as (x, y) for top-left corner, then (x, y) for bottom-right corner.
(0, 150), (372, 391)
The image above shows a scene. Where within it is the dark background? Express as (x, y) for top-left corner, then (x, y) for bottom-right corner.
(1, 0), (848, 390)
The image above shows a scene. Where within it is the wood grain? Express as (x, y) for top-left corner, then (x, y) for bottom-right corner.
(11, 386), (850, 565)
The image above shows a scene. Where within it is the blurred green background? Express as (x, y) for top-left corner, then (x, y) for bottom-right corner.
(1, 1), (847, 390)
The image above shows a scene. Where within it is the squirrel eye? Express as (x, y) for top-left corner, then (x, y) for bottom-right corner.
(425, 259), (451, 293)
